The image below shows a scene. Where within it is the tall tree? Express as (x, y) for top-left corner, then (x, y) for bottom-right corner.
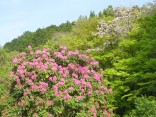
(103, 5), (114, 17)
(89, 10), (96, 18)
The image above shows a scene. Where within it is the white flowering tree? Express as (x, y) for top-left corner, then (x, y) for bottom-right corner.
(93, 7), (141, 49)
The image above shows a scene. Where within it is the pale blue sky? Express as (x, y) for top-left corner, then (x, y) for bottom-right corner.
(0, 0), (153, 46)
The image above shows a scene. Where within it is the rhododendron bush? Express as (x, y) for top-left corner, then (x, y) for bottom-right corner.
(5, 46), (113, 117)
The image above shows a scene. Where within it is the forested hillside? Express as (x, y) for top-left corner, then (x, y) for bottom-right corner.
(0, 3), (156, 117)
(3, 21), (74, 52)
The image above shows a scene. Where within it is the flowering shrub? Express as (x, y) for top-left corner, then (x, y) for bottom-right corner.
(6, 46), (113, 117)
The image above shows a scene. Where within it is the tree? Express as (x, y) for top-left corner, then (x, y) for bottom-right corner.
(3, 21), (74, 52)
(103, 5), (114, 17)
(89, 11), (96, 18)
(93, 6), (141, 50)
(98, 11), (103, 18)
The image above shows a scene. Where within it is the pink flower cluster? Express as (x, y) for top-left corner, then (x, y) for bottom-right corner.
(10, 45), (113, 116)
(11, 46), (111, 96)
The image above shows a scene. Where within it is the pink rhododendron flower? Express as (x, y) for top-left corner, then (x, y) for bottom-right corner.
(30, 51), (33, 55)
(74, 79), (81, 85)
(52, 76), (57, 82)
(63, 90), (68, 94)
(59, 70), (63, 74)
(39, 81), (48, 87)
(35, 50), (41, 54)
(46, 100), (52, 106)
(31, 74), (37, 80)
(83, 74), (90, 79)
(27, 78), (34, 86)
(28, 45), (32, 50)
(62, 56), (68, 60)
(49, 77), (53, 81)
(40, 88), (47, 92)
(87, 83), (92, 89)
(60, 46), (67, 50)
(18, 102), (21, 106)
(52, 67), (57, 72)
(81, 79), (86, 85)
(87, 91), (93, 95)
(10, 71), (14, 77)
(31, 85), (39, 90)
(64, 95), (72, 100)
(60, 78), (65, 82)
(15, 76), (20, 83)
(77, 96), (84, 100)
(78, 66), (85, 74)
(104, 88), (108, 91)
(100, 86), (104, 90)
(57, 81), (64, 86)
(94, 73), (102, 80)
(93, 113), (97, 117)
(49, 58), (55, 62)
(72, 73), (78, 78)
(42, 54), (47, 58)
(89, 106), (96, 113)
(81, 89), (85, 93)
(24, 92), (28, 96)
(61, 50), (66, 54)
(90, 61), (99, 66)
(13, 58), (19, 64)
(86, 49), (91, 53)
(69, 87), (74, 91)
(68, 63), (75, 69)
(109, 89), (113, 94)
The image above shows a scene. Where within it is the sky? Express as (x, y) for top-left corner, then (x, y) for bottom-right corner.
(0, 0), (154, 46)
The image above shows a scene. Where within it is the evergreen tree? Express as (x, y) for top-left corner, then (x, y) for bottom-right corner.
(89, 10), (96, 18)
(98, 11), (103, 17)
(103, 5), (114, 17)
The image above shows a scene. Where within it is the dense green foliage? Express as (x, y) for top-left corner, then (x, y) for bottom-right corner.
(103, 12), (156, 115)
(1, 3), (156, 116)
(0, 49), (19, 115)
(124, 96), (156, 117)
(3, 21), (74, 52)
